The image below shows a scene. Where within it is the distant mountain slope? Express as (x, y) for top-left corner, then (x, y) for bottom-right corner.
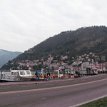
(0, 49), (22, 68)
(16, 26), (107, 61)
(2, 26), (107, 70)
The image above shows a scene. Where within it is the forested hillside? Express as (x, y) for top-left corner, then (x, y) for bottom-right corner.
(15, 26), (107, 60)
(2, 26), (107, 70)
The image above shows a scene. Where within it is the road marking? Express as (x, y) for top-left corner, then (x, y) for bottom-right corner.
(69, 94), (107, 107)
(0, 78), (107, 95)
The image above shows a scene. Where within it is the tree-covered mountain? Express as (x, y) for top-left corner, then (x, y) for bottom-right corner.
(15, 26), (107, 61)
(2, 26), (107, 70)
(0, 49), (22, 68)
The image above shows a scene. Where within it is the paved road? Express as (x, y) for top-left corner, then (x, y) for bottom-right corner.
(0, 74), (107, 92)
(0, 74), (107, 107)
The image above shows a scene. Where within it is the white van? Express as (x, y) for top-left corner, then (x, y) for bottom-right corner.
(0, 70), (33, 81)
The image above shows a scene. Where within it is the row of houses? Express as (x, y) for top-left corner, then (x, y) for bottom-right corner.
(0, 61), (107, 82)
(1, 52), (107, 81)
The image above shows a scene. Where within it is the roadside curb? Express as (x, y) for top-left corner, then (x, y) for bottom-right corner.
(70, 94), (107, 107)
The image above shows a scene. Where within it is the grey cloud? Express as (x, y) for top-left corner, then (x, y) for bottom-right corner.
(0, 0), (107, 51)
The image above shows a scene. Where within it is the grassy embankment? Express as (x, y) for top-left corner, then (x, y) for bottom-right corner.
(79, 97), (107, 107)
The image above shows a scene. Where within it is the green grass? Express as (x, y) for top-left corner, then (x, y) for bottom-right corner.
(79, 97), (107, 107)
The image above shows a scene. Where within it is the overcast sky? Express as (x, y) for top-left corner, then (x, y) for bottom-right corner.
(0, 0), (107, 52)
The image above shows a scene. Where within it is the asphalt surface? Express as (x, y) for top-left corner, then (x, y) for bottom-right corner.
(0, 74), (107, 92)
(0, 74), (107, 107)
